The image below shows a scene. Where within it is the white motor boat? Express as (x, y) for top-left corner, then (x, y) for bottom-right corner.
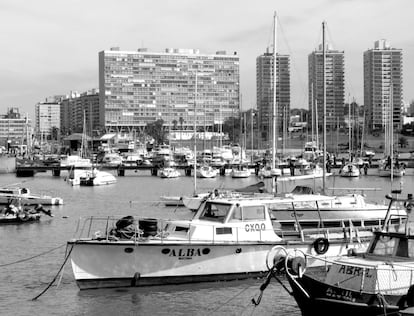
(0, 187), (63, 205)
(67, 193), (404, 290)
(339, 162), (360, 177)
(196, 165), (218, 178)
(159, 167), (180, 179)
(78, 169), (117, 186)
(230, 165), (251, 178)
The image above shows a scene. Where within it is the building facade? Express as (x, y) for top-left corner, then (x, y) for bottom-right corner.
(308, 44), (345, 131)
(256, 48), (290, 143)
(35, 96), (63, 141)
(0, 108), (31, 149)
(60, 89), (100, 136)
(99, 48), (240, 134)
(363, 40), (403, 131)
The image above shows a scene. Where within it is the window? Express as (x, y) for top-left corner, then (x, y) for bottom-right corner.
(242, 206), (266, 221)
(199, 202), (230, 223)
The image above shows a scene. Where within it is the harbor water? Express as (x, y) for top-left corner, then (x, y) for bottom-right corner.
(0, 169), (413, 316)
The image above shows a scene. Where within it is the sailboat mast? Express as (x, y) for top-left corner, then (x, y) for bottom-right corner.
(322, 21), (327, 192)
(193, 72), (198, 195)
(272, 11), (278, 195)
(390, 83), (394, 183)
(348, 94), (351, 160)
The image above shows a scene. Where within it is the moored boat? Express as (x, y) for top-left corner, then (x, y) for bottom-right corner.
(0, 187), (63, 205)
(275, 193), (414, 316)
(67, 192), (404, 290)
(340, 162), (360, 177)
(0, 203), (54, 224)
(196, 165), (218, 178)
(159, 167), (180, 179)
(79, 169), (117, 186)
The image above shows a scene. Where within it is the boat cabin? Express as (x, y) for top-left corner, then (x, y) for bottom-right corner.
(164, 198), (282, 242)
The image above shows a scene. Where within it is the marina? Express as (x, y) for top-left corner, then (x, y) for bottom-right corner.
(1, 171), (413, 315)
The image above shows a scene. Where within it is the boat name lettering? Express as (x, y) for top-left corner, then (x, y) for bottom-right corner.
(161, 248), (210, 259)
(325, 287), (355, 302)
(338, 265), (373, 278)
(245, 223), (266, 232)
(290, 213), (304, 218)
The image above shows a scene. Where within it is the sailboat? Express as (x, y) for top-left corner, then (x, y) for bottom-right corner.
(340, 99), (360, 177)
(378, 86), (405, 178)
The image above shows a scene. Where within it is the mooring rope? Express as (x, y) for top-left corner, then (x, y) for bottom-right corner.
(32, 244), (74, 301)
(208, 283), (256, 314)
(0, 244), (66, 267)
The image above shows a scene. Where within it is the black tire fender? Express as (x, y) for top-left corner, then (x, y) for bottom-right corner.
(313, 237), (329, 255)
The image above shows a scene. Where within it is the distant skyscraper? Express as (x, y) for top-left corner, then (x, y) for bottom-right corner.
(99, 48), (240, 134)
(308, 44), (345, 130)
(35, 96), (62, 140)
(256, 48), (290, 143)
(363, 40), (403, 131)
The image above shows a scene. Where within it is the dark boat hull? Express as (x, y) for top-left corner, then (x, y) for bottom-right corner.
(286, 272), (403, 316)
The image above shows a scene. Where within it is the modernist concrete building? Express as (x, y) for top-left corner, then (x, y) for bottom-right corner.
(363, 40), (403, 131)
(256, 48), (290, 143)
(308, 44), (345, 130)
(35, 96), (63, 140)
(60, 89), (100, 136)
(98, 47), (240, 134)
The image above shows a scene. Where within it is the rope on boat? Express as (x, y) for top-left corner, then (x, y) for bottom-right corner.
(0, 244), (66, 267)
(31, 244), (74, 301)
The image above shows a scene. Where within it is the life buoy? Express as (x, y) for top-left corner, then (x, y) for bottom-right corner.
(313, 237), (329, 255)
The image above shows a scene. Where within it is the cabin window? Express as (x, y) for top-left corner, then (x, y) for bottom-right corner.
(370, 235), (397, 256)
(407, 239), (414, 258)
(216, 227), (232, 234)
(199, 202), (230, 223)
(230, 206), (243, 221)
(242, 206), (266, 221)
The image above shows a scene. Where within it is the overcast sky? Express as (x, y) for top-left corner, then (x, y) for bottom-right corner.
(1, 0), (413, 118)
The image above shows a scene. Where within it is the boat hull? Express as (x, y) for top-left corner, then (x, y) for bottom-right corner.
(286, 272), (402, 316)
(68, 239), (365, 290)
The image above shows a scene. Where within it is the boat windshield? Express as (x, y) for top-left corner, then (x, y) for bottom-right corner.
(199, 202), (231, 223)
(368, 233), (414, 258)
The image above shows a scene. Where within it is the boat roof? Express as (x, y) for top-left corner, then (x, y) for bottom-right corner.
(209, 193), (337, 206)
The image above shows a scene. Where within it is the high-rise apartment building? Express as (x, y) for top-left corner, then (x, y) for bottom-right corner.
(363, 40), (403, 131)
(308, 44), (345, 130)
(60, 89), (100, 136)
(35, 96), (63, 140)
(99, 48), (240, 134)
(256, 48), (290, 142)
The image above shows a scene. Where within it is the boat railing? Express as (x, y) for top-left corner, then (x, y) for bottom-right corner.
(70, 215), (399, 245)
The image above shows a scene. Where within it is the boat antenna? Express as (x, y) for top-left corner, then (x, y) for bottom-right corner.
(272, 11), (278, 196)
(322, 21), (327, 194)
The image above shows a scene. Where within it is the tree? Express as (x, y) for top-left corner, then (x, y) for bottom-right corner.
(223, 116), (240, 144)
(398, 136), (408, 148)
(146, 119), (167, 145)
(51, 126), (60, 141)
